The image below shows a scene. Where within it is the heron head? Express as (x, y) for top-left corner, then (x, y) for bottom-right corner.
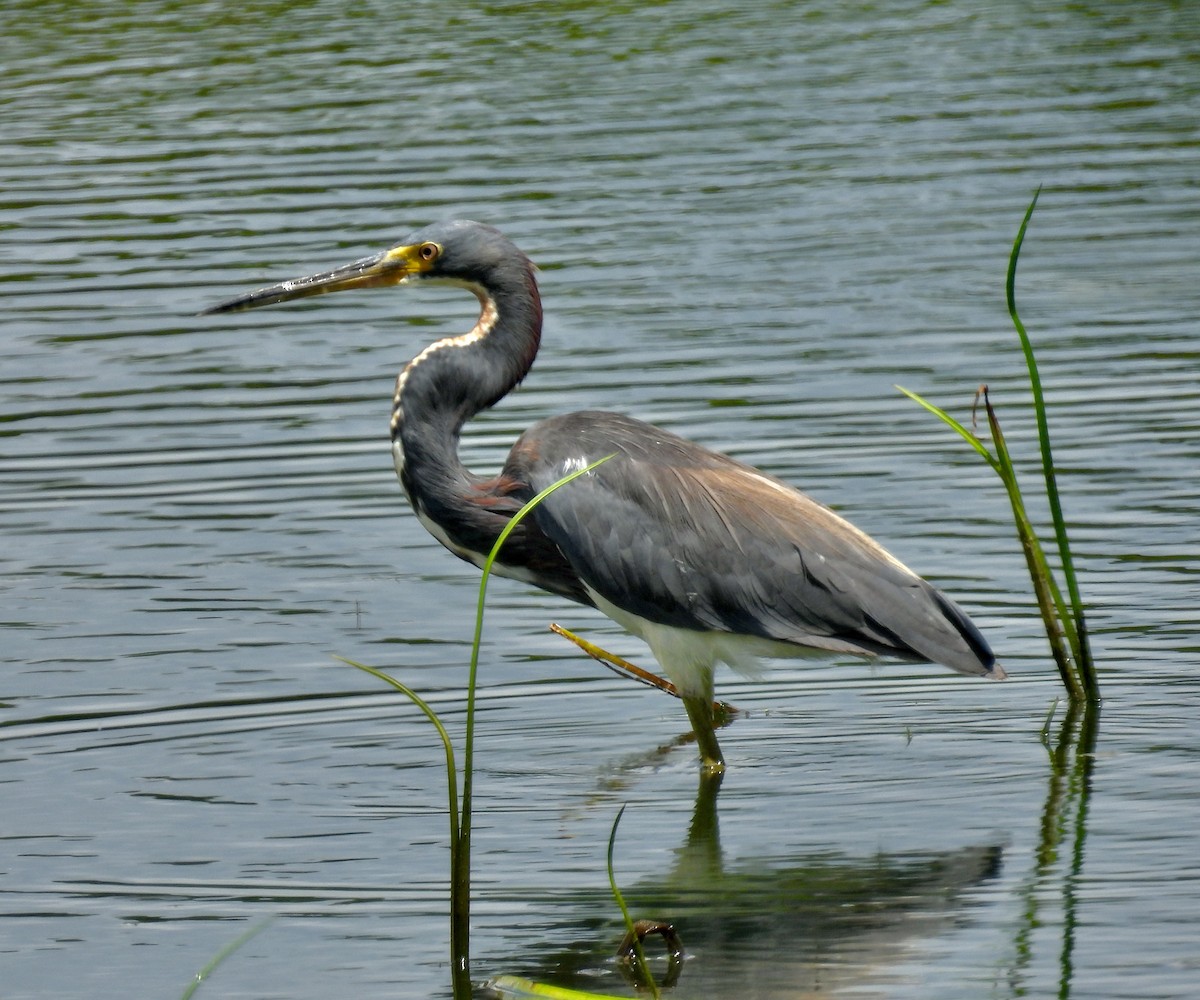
(200, 219), (529, 315)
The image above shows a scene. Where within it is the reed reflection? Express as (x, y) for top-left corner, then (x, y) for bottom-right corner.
(1007, 700), (1100, 998)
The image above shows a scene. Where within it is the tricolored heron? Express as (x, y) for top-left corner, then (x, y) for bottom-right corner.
(204, 220), (1004, 775)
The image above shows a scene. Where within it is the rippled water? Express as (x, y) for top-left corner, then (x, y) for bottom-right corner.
(4, 2), (1199, 998)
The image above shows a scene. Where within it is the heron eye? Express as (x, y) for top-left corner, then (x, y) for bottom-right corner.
(418, 242), (440, 263)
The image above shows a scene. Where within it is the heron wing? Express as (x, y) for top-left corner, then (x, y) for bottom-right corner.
(508, 410), (995, 677)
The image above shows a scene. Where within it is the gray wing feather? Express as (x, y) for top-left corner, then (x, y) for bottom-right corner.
(508, 411), (995, 677)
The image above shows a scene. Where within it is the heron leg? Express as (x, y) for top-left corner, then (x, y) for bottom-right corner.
(682, 694), (725, 776)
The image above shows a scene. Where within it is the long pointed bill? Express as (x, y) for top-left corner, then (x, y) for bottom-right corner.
(200, 242), (433, 315)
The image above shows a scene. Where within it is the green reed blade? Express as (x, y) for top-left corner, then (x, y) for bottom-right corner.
(1006, 190), (1098, 698)
(900, 193), (1097, 703)
(981, 395), (1082, 699)
(455, 454), (616, 995)
(894, 385), (1001, 472)
(341, 455), (613, 999)
(336, 657), (460, 849)
(180, 918), (274, 1000)
(607, 805), (660, 1000)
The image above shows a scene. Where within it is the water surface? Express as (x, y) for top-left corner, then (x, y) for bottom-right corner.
(3, 2), (1199, 998)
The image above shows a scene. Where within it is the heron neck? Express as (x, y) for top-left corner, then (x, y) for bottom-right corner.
(390, 269), (542, 507)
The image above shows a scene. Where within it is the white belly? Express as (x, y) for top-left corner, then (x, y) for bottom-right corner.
(585, 587), (816, 700)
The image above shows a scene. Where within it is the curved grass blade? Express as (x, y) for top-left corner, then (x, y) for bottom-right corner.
(900, 381), (1077, 693)
(179, 918), (274, 1000)
(899, 192), (1097, 703)
(336, 656), (460, 849)
(341, 455), (614, 999)
(1006, 190), (1097, 699)
(894, 385), (1000, 471)
(455, 454), (616, 994)
(607, 805), (659, 999)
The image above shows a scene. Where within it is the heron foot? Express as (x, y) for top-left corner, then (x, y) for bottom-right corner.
(682, 693), (726, 775)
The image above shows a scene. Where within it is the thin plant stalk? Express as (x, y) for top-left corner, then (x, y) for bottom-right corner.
(607, 805), (659, 1000)
(485, 805), (663, 998)
(895, 385), (1081, 697)
(344, 455), (613, 999)
(1005, 190), (1097, 700)
(895, 190), (1098, 702)
(982, 389), (1081, 698)
(179, 918), (274, 1000)
(455, 455), (614, 993)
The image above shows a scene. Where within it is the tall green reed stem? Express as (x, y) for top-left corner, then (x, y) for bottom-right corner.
(1004, 190), (1097, 701)
(897, 191), (1098, 702)
(345, 455), (613, 999)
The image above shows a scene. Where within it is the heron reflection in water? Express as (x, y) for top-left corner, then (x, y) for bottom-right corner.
(204, 220), (1004, 775)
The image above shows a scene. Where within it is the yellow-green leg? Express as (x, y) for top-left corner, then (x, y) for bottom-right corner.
(682, 693), (725, 776)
